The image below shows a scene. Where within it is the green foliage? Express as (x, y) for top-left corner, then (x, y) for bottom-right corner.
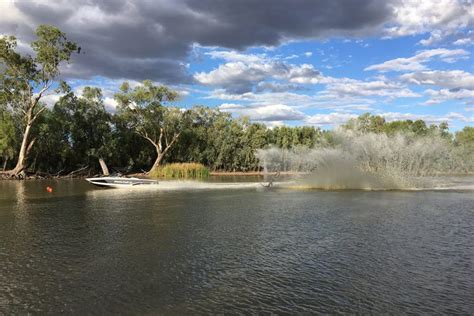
(344, 113), (452, 138)
(1, 93), (473, 174)
(455, 126), (474, 145)
(31, 25), (79, 77)
(268, 125), (322, 149)
(53, 89), (112, 167)
(0, 25), (79, 122)
(0, 25), (79, 173)
(454, 126), (474, 171)
(149, 163), (209, 179)
(0, 108), (17, 168)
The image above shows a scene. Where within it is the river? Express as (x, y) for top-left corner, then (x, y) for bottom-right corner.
(1, 178), (473, 314)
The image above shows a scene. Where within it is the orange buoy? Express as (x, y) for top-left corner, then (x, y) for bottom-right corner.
(46, 186), (53, 193)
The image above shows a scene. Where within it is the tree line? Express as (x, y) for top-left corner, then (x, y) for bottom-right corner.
(1, 25), (473, 177)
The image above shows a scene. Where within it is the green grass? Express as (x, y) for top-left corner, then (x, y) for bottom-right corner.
(150, 163), (209, 179)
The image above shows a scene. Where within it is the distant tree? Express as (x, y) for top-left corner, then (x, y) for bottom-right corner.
(114, 80), (189, 172)
(238, 119), (268, 171)
(344, 114), (452, 139)
(455, 126), (474, 145)
(0, 25), (79, 176)
(453, 126), (474, 172)
(344, 113), (386, 133)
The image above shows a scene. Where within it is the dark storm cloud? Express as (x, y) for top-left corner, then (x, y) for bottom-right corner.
(4, 0), (395, 83)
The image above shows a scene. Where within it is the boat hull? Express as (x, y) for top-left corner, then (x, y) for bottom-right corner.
(86, 177), (159, 188)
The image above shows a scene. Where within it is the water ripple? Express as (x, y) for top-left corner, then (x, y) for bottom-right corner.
(0, 180), (473, 314)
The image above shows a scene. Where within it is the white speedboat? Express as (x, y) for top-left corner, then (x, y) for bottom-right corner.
(86, 177), (159, 188)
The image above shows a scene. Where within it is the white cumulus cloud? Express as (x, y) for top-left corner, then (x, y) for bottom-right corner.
(401, 70), (474, 90)
(219, 103), (306, 122)
(365, 48), (469, 72)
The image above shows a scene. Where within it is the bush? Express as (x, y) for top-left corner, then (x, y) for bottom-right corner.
(150, 163), (209, 179)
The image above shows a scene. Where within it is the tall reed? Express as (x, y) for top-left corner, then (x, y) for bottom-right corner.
(150, 163), (209, 179)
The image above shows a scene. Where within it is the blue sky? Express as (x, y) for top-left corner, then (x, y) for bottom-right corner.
(1, 0), (473, 130)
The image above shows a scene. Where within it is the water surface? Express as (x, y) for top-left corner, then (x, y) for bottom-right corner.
(1, 179), (473, 314)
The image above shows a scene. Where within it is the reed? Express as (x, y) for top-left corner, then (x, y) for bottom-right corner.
(150, 163), (210, 179)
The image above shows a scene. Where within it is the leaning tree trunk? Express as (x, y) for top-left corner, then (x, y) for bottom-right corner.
(150, 152), (166, 172)
(144, 129), (181, 174)
(98, 158), (110, 176)
(9, 122), (34, 176)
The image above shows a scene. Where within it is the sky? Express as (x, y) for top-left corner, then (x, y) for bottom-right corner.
(1, 0), (473, 130)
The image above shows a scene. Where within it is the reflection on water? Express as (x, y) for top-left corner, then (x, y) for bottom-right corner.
(0, 178), (473, 314)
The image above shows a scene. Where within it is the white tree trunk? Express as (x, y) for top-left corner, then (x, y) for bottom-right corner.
(99, 158), (110, 176)
(10, 122), (32, 175)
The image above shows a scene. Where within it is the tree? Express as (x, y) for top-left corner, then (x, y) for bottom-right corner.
(455, 126), (474, 171)
(0, 25), (79, 176)
(114, 80), (189, 172)
(455, 126), (474, 146)
(52, 87), (113, 171)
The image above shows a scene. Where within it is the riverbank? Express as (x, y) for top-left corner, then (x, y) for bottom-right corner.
(3, 170), (472, 180)
(0, 170), (281, 180)
(130, 171), (308, 178)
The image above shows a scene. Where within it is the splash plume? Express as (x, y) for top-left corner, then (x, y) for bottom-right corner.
(256, 129), (468, 189)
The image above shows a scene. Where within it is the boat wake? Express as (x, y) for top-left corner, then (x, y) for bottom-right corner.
(84, 178), (474, 198)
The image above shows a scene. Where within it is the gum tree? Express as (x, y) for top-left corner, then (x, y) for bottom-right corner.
(114, 80), (189, 172)
(0, 25), (79, 176)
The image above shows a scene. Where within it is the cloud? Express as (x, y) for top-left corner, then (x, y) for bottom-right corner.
(303, 111), (474, 127)
(206, 89), (366, 111)
(103, 97), (119, 112)
(287, 64), (322, 84)
(219, 103), (306, 121)
(204, 50), (266, 63)
(380, 111), (474, 123)
(255, 82), (303, 93)
(195, 61), (274, 93)
(2, 0), (471, 83)
(365, 48), (469, 72)
(197, 50), (421, 105)
(305, 112), (358, 126)
(424, 89), (474, 105)
(400, 70), (474, 90)
(385, 0), (474, 45)
(41, 93), (61, 107)
(319, 77), (420, 99)
(194, 51), (322, 93)
(205, 73), (419, 113)
(0, 0), (394, 83)
(453, 31), (474, 46)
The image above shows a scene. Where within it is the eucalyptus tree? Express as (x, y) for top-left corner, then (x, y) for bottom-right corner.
(52, 87), (113, 171)
(0, 25), (79, 176)
(114, 80), (190, 172)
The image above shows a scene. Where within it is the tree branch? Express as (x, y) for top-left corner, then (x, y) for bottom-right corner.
(31, 106), (47, 124)
(26, 137), (36, 156)
(163, 132), (181, 154)
(31, 80), (52, 110)
(136, 130), (159, 151)
(158, 128), (164, 153)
